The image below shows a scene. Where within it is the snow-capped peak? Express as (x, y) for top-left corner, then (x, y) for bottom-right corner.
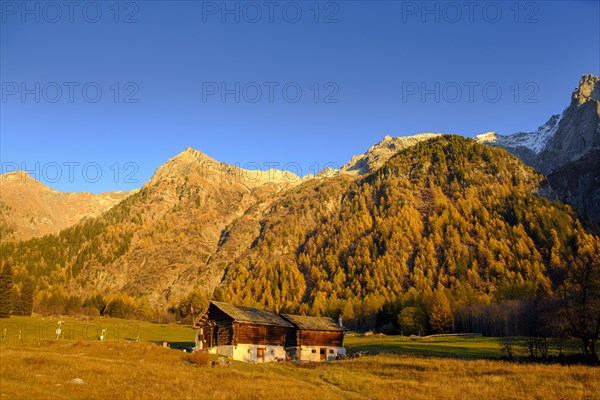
(476, 114), (563, 154)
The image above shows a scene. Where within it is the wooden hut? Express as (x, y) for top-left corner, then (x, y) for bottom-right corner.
(193, 301), (293, 363)
(281, 314), (346, 361)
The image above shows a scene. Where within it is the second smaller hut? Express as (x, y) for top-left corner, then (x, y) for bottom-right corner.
(282, 314), (346, 361)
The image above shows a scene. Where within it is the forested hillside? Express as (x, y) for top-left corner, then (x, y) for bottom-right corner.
(216, 136), (599, 333)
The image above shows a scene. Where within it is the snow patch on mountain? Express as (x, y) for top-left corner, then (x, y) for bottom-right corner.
(476, 114), (563, 154)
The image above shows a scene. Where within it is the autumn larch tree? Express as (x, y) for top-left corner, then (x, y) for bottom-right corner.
(0, 263), (14, 318)
(13, 278), (34, 316)
(429, 286), (453, 333)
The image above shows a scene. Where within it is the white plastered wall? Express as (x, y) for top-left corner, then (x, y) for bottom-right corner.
(233, 344), (286, 363)
(204, 344), (286, 363)
(298, 346), (346, 362)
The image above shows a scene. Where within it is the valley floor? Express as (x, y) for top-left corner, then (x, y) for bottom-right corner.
(1, 316), (598, 400)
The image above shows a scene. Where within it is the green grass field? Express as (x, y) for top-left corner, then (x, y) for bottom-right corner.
(1, 315), (195, 346)
(345, 334), (503, 358)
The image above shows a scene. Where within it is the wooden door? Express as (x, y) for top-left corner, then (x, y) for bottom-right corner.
(320, 348), (326, 361)
(257, 347), (265, 363)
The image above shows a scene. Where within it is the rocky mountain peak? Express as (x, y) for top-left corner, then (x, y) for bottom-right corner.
(574, 73), (600, 105)
(340, 133), (442, 175)
(537, 74), (600, 173)
(147, 147), (222, 186)
(148, 147), (302, 188)
(1, 170), (42, 186)
(477, 74), (599, 171)
(167, 146), (220, 168)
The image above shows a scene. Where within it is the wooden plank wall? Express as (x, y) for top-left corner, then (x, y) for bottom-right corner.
(217, 324), (233, 345)
(236, 323), (287, 346)
(300, 330), (344, 347)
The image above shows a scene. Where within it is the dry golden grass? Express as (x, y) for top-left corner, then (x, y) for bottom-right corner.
(1, 340), (598, 400)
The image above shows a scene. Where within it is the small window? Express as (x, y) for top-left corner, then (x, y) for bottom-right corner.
(329, 350), (334, 354)
(311, 349), (317, 354)
(271, 350), (275, 355)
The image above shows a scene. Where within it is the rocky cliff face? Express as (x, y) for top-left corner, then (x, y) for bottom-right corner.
(536, 74), (600, 175)
(477, 74), (600, 226)
(545, 149), (600, 228)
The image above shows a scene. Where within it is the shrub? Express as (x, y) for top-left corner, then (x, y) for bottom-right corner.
(187, 351), (211, 366)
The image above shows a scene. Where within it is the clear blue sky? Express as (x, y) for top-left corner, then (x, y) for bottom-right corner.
(1, 0), (599, 193)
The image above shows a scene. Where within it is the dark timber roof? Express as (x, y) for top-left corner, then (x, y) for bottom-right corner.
(281, 314), (344, 332)
(208, 301), (293, 328)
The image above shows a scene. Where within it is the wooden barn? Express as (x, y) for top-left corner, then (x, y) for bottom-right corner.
(193, 301), (293, 363)
(281, 314), (346, 361)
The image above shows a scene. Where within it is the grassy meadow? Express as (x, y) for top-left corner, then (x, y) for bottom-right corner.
(1, 316), (598, 400)
(0, 315), (195, 346)
(345, 334), (503, 359)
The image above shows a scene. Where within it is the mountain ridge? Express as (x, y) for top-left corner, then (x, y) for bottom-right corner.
(4, 75), (598, 243)
(0, 171), (132, 242)
(476, 114), (562, 156)
(148, 146), (303, 188)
